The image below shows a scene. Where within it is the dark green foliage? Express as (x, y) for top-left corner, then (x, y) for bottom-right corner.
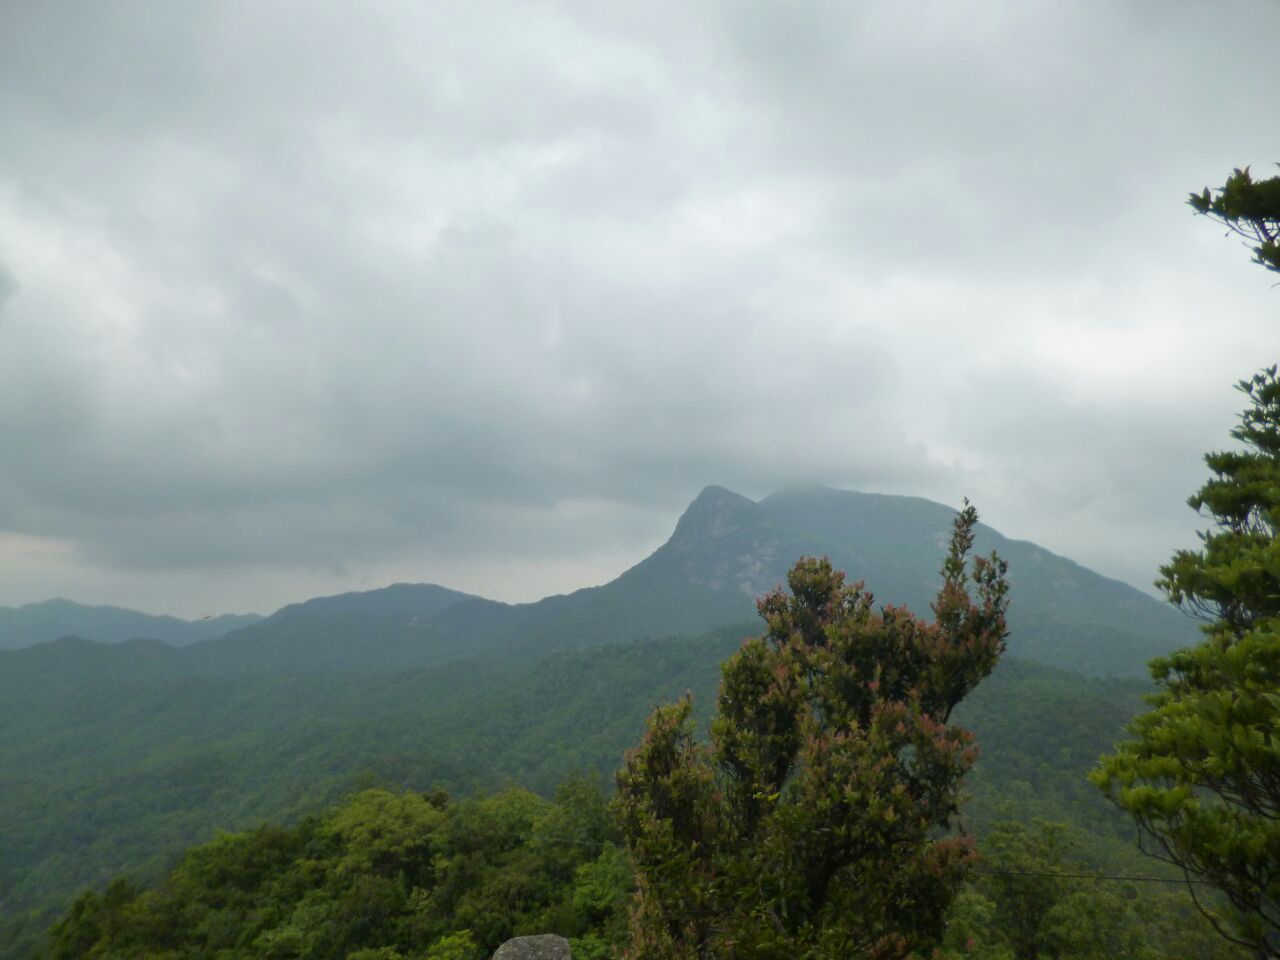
(0, 628), (742, 946)
(0, 631), (1157, 959)
(1094, 369), (1280, 955)
(616, 506), (1009, 959)
(0, 645), (1154, 953)
(42, 778), (630, 960)
(38, 790), (1242, 960)
(37, 787), (1238, 960)
(939, 818), (1250, 960)
(1157, 368), (1280, 634)
(1190, 166), (1280, 274)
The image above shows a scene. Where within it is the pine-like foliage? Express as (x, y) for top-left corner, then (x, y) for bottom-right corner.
(616, 505), (1009, 960)
(1093, 369), (1280, 957)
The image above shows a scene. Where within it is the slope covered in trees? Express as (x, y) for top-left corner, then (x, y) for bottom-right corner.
(0, 486), (1202, 955)
(40, 781), (1247, 960)
(0, 632), (1154, 958)
(41, 780), (631, 960)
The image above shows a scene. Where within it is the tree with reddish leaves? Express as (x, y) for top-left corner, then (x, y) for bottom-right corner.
(616, 503), (1009, 960)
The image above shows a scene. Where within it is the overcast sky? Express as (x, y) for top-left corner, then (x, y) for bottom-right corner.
(0, 1), (1275, 618)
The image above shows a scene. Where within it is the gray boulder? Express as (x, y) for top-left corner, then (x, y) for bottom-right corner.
(491, 934), (571, 960)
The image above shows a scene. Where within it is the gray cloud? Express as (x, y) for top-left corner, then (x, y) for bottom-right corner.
(0, 0), (1274, 615)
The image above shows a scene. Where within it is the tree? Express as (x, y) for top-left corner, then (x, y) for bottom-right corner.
(1093, 164), (1280, 957)
(1189, 167), (1280, 275)
(1092, 368), (1280, 956)
(615, 504), (1009, 960)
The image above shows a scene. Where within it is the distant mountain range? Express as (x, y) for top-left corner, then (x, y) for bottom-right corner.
(0, 598), (261, 650)
(190, 484), (1197, 679)
(1, 485), (1197, 677)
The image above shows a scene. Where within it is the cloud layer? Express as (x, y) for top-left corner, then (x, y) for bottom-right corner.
(0, 0), (1275, 615)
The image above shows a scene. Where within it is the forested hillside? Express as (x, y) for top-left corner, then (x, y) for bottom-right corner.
(0, 487), (1205, 957)
(37, 779), (1241, 960)
(0, 636), (1154, 958)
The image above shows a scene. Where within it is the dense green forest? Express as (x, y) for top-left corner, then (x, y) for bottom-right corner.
(37, 780), (1245, 959)
(41, 780), (632, 960)
(0, 635), (1182, 958)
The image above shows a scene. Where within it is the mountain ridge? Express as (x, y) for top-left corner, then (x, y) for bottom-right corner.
(266, 582), (481, 623)
(0, 598), (262, 650)
(8, 484), (1196, 678)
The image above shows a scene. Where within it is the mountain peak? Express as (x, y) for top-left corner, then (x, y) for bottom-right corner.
(671, 486), (758, 542)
